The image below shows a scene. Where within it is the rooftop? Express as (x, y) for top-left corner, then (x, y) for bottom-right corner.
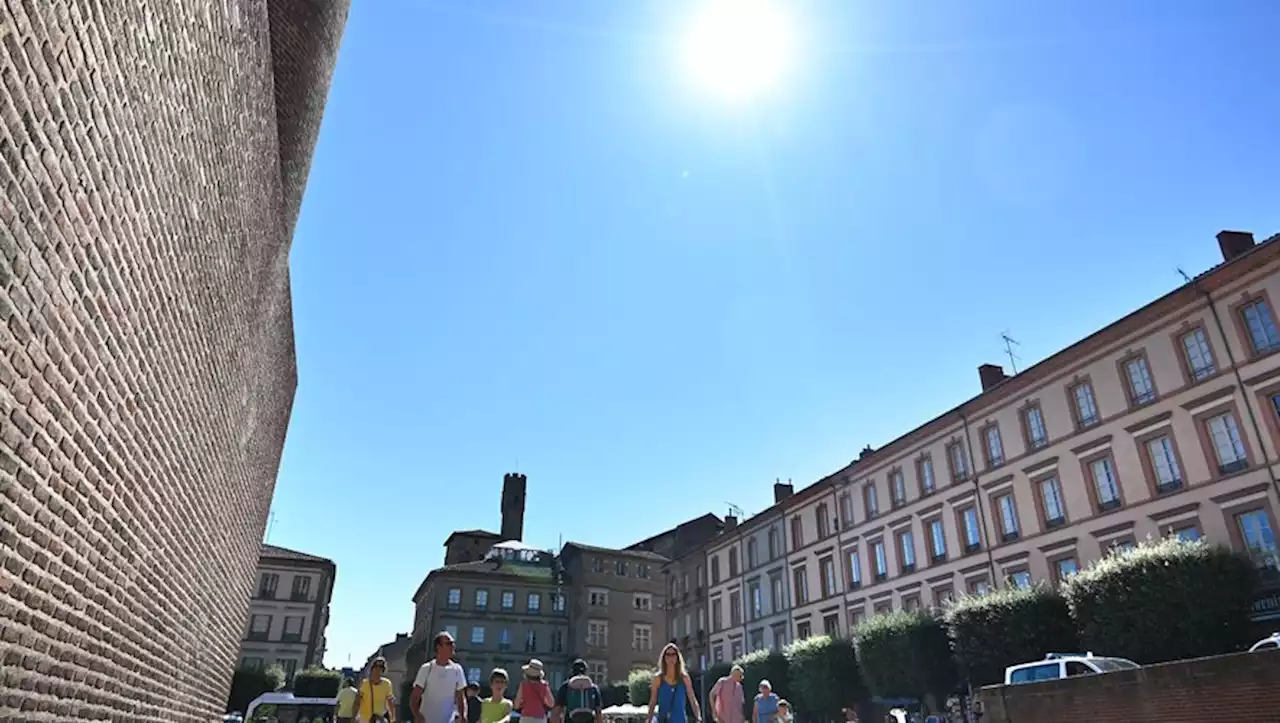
(260, 543), (335, 567)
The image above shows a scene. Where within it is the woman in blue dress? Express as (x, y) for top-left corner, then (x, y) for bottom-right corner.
(647, 643), (702, 723)
(752, 680), (779, 723)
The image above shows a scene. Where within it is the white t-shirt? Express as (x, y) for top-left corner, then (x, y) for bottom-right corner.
(414, 660), (468, 723)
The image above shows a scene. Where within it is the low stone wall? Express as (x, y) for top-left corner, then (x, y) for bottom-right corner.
(979, 649), (1280, 723)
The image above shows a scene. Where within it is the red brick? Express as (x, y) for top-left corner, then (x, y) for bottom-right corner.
(0, 1), (349, 721)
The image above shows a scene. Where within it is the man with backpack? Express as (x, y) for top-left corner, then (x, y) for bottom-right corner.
(554, 659), (602, 723)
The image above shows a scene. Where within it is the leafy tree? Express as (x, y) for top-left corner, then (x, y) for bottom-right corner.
(602, 681), (630, 707)
(853, 611), (955, 702)
(226, 664), (285, 714)
(784, 635), (865, 719)
(292, 666), (343, 698)
(1062, 536), (1258, 664)
(628, 668), (655, 707)
(944, 583), (1078, 686)
(735, 648), (790, 717)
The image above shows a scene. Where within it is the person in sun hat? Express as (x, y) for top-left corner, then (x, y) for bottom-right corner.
(513, 658), (555, 723)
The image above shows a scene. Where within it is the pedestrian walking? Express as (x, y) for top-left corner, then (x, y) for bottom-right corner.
(336, 678), (358, 723)
(647, 643), (702, 723)
(708, 665), (744, 723)
(353, 657), (397, 723)
(480, 669), (514, 723)
(465, 683), (483, 723)
(775, 700), (792, 723)
(514, 659), (555, 723)
(554, 658), (604, 723)
(410, 631), (469, 723)
(751, 680), (778, 723)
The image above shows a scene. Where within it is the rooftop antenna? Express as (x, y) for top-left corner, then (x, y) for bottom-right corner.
(264, 511), (278, 543)
(726, 502), (745, 519)
(1177, 267), (1193, 284)
(1000, 331), (1022, 375)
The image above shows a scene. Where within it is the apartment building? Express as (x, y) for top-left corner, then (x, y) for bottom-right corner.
(411, 542), (572, 687)
(663, 548), (712, 670)
(560, 542), (667, 683)
(827, 230), (1280, 633)
(238, 545), (337, 681)
(706, 498), (791, 665)
(781, 478), (848, 639)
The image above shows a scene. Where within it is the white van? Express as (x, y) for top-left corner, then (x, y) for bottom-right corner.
(243, 691), (337, 722)
(1004, 652), (1140, 685)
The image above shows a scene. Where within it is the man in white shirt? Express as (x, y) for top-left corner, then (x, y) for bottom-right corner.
(411, 631), (468, 723)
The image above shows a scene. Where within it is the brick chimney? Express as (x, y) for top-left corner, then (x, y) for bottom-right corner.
(500, 473), (527, 541)
(773, 480), (794, 503)
(979, 363), (1008, 392)
(724, 515), (739, 529)
(1217, 230), (1256, 263)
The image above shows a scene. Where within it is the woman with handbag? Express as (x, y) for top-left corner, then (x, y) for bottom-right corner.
(646, 643), (701, 723)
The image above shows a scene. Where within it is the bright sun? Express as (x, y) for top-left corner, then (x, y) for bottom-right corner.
(681, 0), (794, 101)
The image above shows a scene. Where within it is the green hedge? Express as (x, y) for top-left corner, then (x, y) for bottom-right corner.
(735, 648), (790, 709)
(226, 664), (285, 714)
(292, 667), (342, 698)
(853, 611), (955, 701)
(784, 635), (864, 718)
(1062, 536), (1258, 664)
(944, 583), (1078, 686)
(602, 681), (629, 707)
(628, 668), (654, 706)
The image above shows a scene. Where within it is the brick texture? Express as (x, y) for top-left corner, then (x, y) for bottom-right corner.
(979, 649), (1280, 723)
(0, 1), (347, 721)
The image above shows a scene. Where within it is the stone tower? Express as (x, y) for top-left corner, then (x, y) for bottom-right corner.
(501, 472), (528, 541)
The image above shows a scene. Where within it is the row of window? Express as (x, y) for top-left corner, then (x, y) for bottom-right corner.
(256, 572), (313, 601)
(442, 623), (567, 653)
(246, 613), (307, 643)
(444, 588), (567, 614)
(830, 300), (1277, 532)
(707, 528), (787, 589)
(589, 557), (652, 579)
(587, 588), (652, 611)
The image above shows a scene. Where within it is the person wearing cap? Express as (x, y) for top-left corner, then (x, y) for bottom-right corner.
(708, 666), (744, 723)
(554, 659), (603, 723)
(514, 659), (555, 723)
(751, 680), (779, 723)
(464, 682), (483, 723)
(353, 657), (397, 723)
(411, 631), (469, 723)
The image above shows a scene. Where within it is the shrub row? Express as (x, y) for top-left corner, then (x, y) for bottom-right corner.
(625, 538), (1260, 716)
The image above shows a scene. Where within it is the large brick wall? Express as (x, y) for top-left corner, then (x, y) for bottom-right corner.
(0, 1), (347, 721)
(979, 649), (1280, 723)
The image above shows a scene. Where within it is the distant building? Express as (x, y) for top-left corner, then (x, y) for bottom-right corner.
(238, 544), (337, 681)
(412, 541), (572, 687)
(363, 633), (413, 688)
(706, 497), (790, 663)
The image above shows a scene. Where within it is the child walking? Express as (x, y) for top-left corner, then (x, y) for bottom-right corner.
(481, 669), (514, 723)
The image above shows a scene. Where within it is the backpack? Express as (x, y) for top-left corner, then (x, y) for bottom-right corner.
(563, 679), (601, 722)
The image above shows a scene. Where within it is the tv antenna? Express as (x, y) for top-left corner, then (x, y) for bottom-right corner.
(726, 503), (745, 519)
(1000, 332), (1022, 375)
(264, 511), (278, 543)
(1176, 267), (1193, 284)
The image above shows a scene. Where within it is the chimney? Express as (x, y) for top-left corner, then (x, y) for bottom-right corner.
(1217, 230), (1256, 263)
(773, 479), (794, 504)
(979, 363), (1008, 392)
(500, 473), (527, 541)
(724, 515), (739, 529)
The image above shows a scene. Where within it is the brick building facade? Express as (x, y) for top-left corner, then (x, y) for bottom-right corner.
(0, 2), (348, 721)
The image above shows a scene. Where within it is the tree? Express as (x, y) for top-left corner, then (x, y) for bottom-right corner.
(784, 635), (865, 719)
(292, 666), (343, 698)
(944, 583), (1079, 686)
(853, 611), (955, 702)
(628, 668), (655, 707)
(226, 664), (285, 714)
(1062, 536), (1258, 664)
(602, 681), (630, 707)
(735, 648), (790, 716)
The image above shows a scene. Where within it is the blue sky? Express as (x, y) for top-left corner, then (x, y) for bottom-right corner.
(269, 0), (1280, 667)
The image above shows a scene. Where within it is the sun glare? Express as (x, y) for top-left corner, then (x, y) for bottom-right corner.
(681, 0), (794, 102)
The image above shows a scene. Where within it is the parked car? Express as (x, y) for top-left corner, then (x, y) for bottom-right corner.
(1004, 652), (1140, 684)
(1249, 633), (1280, 651)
